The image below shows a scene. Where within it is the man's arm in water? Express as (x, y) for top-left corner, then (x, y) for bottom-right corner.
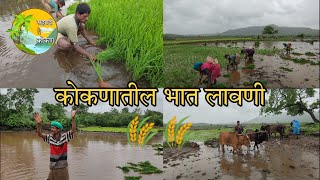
(34, 112), (46, 140)
(73, 44), (96, 61)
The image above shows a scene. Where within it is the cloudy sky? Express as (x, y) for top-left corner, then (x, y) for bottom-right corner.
(164, 0), (319, 35)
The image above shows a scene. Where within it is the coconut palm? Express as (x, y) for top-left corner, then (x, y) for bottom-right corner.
(6, 14), (35, 44)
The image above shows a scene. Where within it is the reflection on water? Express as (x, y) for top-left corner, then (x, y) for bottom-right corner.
(1, 132), (163, 180)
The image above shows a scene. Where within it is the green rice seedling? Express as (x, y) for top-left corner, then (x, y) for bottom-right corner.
(96, 47), (123, 62)
(305, 52), (316, 56)
(90, 60), (103, 82)
(118, 161), (163, 174)
(291, 52), (303, 56)
(67, 0), (163, 86)
(256, 48), (280, 55)
(242, 64), (255, 69)
(125, 176), (142, 180)
(279, 67), (293, 72)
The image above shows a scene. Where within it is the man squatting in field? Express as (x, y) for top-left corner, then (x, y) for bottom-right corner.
(34, 110), (77, 180)
(56, 3), (96, 61)
(56, 3), (111, 87)
(42, 0), (65, 19)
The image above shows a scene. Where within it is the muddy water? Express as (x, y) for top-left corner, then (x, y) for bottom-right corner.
(218, 54), (319, 88)
(1, 132), (163, 180)
(196, 41), (319, 88)
(164, 137), (319, 180)
(0, 0), (145, 88)
(207, 41), (320, 54)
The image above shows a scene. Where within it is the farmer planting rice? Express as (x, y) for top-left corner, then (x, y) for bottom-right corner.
(283, 43), (293, 54)
(193, 56), (221, 88)
(42, 0), (66, 19)
(241, 47), (255, 61)
(225, 53), (240, 70)
(56, 3), (97, 61)
(34, 110), (77, 180)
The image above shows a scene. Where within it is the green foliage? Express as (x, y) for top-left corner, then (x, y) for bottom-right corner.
(281, 56), (316, 65)
(1, 89), (163, 129)
(40, 103), (67, 121)
(164, 44), (280, 87)
(66, 3), (78, 15)
(81, 126), (161, 133)
(5, 88), (39, 115)
(68, 0), (163, 86)
(0, 89), (39, 129)
(96, 48), (123, 62)
(242, 64), (255, 69)
(279, 67), (293, 72)
(117, 161), (163, 174)
(124, 176), (142, 180)
(291, 52), (303, 56)
(261, 89), (319, 123)
(305, 52), (316, 56)
(262, 25), (279, 36)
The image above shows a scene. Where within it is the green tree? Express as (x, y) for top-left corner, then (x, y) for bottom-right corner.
(6, 88), (39, 115)
(40, 103), (67, 121)
(0, 88), (38, 129)
(72, 103), (89, 114)
(297, 33), (305, 38)
(262, 25), (279, 37)
(261, 89), (319, 123)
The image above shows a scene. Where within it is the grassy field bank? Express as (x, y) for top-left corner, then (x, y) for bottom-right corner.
(186, 123), (319, 142)
(164, 45), (279, 87)
(80, 126), (163, 133)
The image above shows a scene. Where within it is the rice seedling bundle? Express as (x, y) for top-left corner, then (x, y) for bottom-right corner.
(85, 0), (163, 86)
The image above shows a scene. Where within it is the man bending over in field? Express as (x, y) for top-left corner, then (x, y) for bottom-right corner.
(225, 53), (240, 70)
(56, 3), (96, 61)
(42, 0), (65, 19)
(34, 110), (77, 180)
(241, 48), (255, 61)
(193, 56), (221, 88)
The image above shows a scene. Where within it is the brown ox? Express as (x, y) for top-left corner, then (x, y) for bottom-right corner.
(218, 132), (250, 153)
(261, 124), (285, 140)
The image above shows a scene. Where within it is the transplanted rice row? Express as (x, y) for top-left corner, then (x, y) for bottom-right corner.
(68, 0), (163, 86)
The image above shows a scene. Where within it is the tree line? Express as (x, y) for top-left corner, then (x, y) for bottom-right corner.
(0, 89), (163, 129)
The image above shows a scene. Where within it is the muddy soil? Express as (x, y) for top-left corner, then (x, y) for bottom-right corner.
(218, 54), (319, 88)
(199, 41), (319, 88)
(163, 136), (320, 180)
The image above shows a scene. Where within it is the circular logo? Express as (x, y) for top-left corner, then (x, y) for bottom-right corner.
(7, 9), (57, 55)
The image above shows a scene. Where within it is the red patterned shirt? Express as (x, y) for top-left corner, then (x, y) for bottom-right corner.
(44, 131), (74, 169)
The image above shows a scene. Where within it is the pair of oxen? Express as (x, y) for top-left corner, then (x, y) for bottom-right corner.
(218, 124), (285, 153)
